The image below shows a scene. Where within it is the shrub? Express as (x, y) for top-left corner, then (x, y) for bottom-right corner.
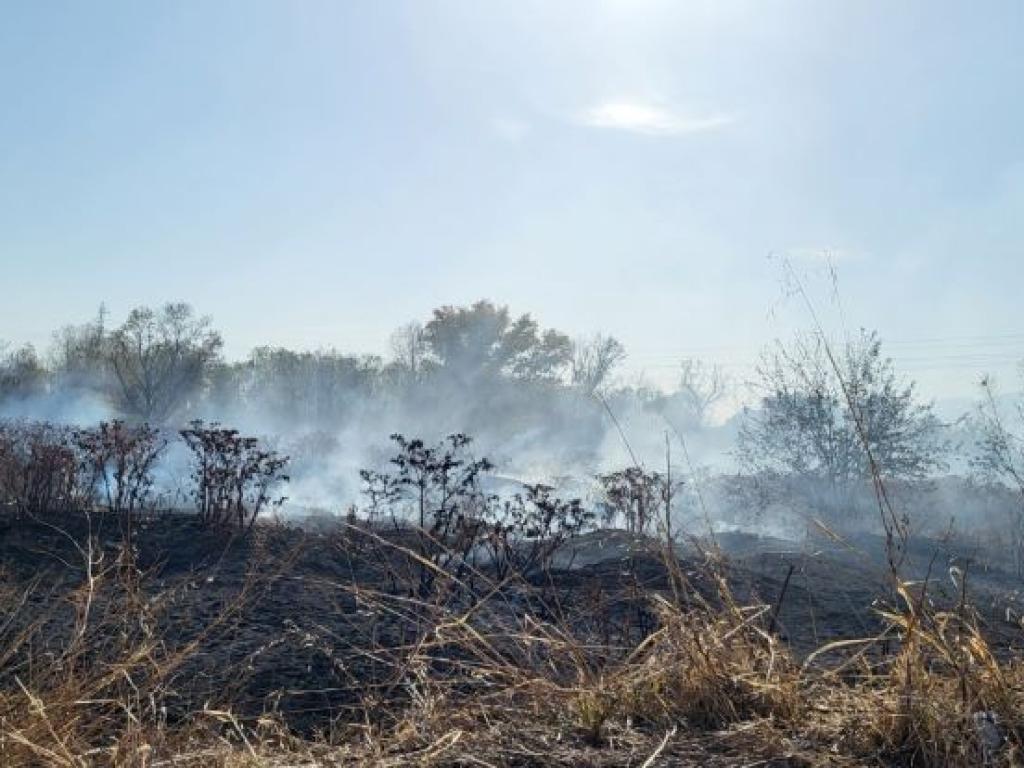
(483, 482), (593, 580)
(597, 467), (677, 536)
(179, 421), (289, 530)
(0, 420), (90, 519)
(74, 421), (167, 535)
(361, 433), (493, 595)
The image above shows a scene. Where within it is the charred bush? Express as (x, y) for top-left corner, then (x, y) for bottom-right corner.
(73, 420), (167, 547)
(361, 433), (493, 596)
(0, 420), (90, 519)
(483, 483), (593, 580)
(598, 467), (676, 536)
(180, 420), (289, 530)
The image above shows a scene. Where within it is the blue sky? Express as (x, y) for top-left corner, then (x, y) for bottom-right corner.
(2, 1), (1023, 400)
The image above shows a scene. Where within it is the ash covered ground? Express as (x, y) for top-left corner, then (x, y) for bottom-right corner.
(3, 511), (1021, 738)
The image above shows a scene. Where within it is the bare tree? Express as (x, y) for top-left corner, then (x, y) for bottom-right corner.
(737, 329), (946, 521)
(0, 344), (47, 403)
(971, 375), (1024, 574)
(389, 321), (429, 383)
(108, 303), (222, 423)
(676, 358), (728, 428)
(571, 334), (626, 395)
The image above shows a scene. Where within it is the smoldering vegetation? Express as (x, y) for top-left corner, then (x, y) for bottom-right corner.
(2, 300), (1021, 551)
(4, 300), (1024, 765)
(2, 301), (738, 512)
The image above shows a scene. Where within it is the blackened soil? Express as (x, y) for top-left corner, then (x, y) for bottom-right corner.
(1, 512), (1022, 736)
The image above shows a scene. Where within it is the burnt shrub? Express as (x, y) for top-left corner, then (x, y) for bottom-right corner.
(483, 483), (593, 581)
(180, 421), (289, 530)
(598, 467), (676, 536)
(361, 433), (493, 596)
(0, 420), (90, 519)
(363, 434), (594, 594)
(74, 421), (167, 533)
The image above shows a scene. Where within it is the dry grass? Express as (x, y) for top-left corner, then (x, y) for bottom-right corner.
(1, 518), (1023, 767)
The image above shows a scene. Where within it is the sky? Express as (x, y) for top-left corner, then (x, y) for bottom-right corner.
(1, 1), (1023, 403)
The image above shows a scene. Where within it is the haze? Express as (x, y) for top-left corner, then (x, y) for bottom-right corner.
(2, 1), (1023, 399)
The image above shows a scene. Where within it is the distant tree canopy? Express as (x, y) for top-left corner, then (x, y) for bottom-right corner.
(422, 301), (573, 382)
(234, 346), (383, 428)
(645, 358), (730, 431)
(738, 330), (947, 487)
(571, 334), (626, 396)
(0, 343), (47, 402)
(2, 299), (619, 435)
(0, 299), (683, 470)
(50, 306), (109, 380)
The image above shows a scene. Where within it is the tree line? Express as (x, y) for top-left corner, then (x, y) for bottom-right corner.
(5, 298), (1024, 552)
(1, 301), (636, 426)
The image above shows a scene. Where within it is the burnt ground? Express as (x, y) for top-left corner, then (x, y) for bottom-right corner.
(555, 525), (1024, 657)
(1, 511), (1023, 738)
(710, 528), (1024, 658)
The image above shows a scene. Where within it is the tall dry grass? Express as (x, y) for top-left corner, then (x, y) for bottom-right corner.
(1, 511), (1022, 767)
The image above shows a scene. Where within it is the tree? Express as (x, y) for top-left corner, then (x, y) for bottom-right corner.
(971, 375), (1024, 574)
(108, 303), (222, 423)
(389, 321), (430, 384)
(676, 359), (728, 428)
(422, 301), (572, 382)
(737, 330), (946, 518)
(571, 335), (626, 395)
(0, 344), (48, 403)
(646, 358), (729, 431)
